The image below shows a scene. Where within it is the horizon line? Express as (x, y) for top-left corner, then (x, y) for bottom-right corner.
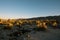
(0, 15), (60, 19)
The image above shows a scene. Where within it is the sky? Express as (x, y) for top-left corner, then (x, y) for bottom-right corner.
(0, 0), (60, 19)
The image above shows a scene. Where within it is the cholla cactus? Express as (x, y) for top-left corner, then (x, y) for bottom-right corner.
(36, 20), (42, 28)
(49, 20), (57, 28)
(36, 20), (48, 30)
(4, 23), (13, 29)
(52, 21), (57, 28)
(8, 23), (13, 27)
(16, 22), (20, 25)
(42, 22), (47, 29)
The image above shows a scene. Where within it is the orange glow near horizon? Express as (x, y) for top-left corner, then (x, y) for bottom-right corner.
(0, 16), (31, 19)
(0, 16), (18, 19)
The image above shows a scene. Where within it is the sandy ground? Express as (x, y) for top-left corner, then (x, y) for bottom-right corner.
(0, 26), (60, 40)
(28, 28), (60, 40)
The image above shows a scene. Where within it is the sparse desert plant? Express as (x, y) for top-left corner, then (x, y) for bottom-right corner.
(16, 22), (20, 26)
(52, 21), (57, 28)
(36, 20), (48, 31)
(42, 22), (48, 29)
(4, 23), (13, 29)
(48, 20), (57, 28)
(36, 20), (43, 28)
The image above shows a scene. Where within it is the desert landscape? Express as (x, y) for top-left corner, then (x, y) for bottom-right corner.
(0, 15), (60, 40)
(0, 0), (60, 40)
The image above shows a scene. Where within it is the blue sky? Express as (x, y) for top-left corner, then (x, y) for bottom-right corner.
(0, 0), (60, 19)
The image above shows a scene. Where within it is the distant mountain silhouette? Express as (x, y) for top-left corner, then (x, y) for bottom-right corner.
(26, 15), (60, 20)
(23, 15), (60, 23)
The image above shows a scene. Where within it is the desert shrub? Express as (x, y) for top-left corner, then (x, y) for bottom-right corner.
(3, 23), (13, 30)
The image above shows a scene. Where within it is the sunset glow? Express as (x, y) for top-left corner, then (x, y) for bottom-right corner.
(0, 0), (60, 19)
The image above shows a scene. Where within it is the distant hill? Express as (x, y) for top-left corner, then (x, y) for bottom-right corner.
(26, 15), (60, 20)
(25, 15), (60, 23)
